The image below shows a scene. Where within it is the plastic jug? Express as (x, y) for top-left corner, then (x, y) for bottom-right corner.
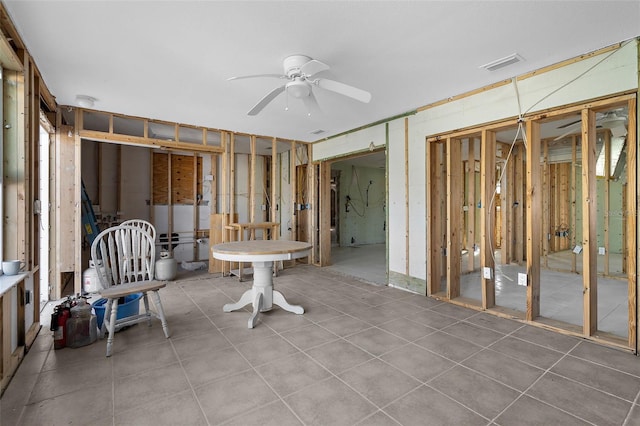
(65, 298), (98, 348)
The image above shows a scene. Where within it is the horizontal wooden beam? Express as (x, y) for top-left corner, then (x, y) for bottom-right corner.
(78, 129), (224, 153)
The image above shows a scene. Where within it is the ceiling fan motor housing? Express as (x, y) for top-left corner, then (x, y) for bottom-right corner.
(283, 54), (312, 78)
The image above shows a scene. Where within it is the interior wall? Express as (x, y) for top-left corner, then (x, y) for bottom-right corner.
(332, 163), (385, 246)
(120, 146), (151, 221)
(312, 39), (639, 288)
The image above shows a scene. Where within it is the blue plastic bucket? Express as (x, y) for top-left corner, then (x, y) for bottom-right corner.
(92, 293), (143, 329)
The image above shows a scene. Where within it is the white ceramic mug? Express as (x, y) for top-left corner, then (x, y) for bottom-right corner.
(2, 260), (24, 276)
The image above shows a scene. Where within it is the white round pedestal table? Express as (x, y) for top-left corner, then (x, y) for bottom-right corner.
(211, 240), (311, 328)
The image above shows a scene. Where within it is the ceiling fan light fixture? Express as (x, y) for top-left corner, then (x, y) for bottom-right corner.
(286, 80), (310, 98)
(479, 53), (524, 71)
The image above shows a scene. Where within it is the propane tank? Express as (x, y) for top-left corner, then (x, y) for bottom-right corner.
(83, 260), (106, 294)
(155, 250), (177, 281)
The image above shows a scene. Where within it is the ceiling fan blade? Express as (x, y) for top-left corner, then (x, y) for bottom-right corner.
(228, 74), (286, 81)
(300, 59), (329, 77)
(302, 91), (322, 117)
(554, 124), (582, 141)
(316, 78), (371, 103)
(247, 85), (286, 116)
(557, 118), (581, 129)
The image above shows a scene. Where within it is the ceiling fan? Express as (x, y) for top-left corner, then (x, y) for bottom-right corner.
(228, 54), (372, 116)
(554, 109), (628, 141)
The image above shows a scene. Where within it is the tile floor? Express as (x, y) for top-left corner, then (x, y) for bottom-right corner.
(2, 265), (640, 426)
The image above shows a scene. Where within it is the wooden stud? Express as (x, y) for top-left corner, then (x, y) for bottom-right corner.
(271, 138), (277, 231)
(571, 135), (578, 272)
(319, 161), (331, 266)
(626, 97), (637, 349)
(480, 129), (496, 309)
(526, 120), (541, 321)
(542, 140), (550, 267)
(514, 146), (524, 264)
(446, 137), (461, 299)
(603, 130), (611, 275)
(230, 133), (236, 226)
(426, 141), (443, 295)
(167, 153), (174, 256)
(581, 108), (597, 336)
(290, 142), (297, 241)
(193, 154), (198, 261)
(467, 138), (476, 272)
(504, 149), (514, 264)
(250, 135), (256, 227)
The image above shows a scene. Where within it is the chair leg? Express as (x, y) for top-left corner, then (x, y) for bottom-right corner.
(142, 293), (152, 327)
(106, 298), (119, 357)
(150, 290), (170, 338)
(99, 298), (112, 339)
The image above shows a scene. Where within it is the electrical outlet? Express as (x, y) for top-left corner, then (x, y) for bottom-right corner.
(598, 247), (606, 255)
(517, 273), (527, 286)
(482, 267), (493, 279)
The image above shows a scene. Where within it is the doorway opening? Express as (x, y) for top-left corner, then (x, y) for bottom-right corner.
(326, 151), (387, 285)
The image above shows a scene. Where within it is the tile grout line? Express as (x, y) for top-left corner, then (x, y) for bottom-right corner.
(488, 340), (597, 425)
(622, 384), (640, 426)
(182, 280), (309, 426)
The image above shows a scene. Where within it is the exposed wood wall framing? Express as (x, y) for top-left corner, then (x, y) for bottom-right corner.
(76, 110), (225, 154)
(249, 136), (256, 223)
(581, 109), (598, 336)
(290, 141), (297, 241)
(571, 135), (578, 272)
(446, 137), (462, 299)
(319, 161), (331, 267)
(425, 92), (637, 349)
(466, 138), (477, 273)
(513, 146), (525, 264)
(480, 130), (496, 309)
(541, 140), (550, 267)
(526, 121), (541, 321)
(426, 141), (444, 296)
(3, 69), (25, 264)
(626, 96), (637, 350)
(500, 141), (514, 265)
(271, 138), (277, 223)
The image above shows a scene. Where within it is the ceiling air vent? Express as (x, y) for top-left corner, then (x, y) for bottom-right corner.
(310, 129), (325, 135)
(479, 53), (523, 71)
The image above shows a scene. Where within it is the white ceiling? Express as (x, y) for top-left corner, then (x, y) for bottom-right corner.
(4, 1), (639, 143)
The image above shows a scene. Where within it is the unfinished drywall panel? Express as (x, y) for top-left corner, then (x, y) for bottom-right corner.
(517, 41), (637, 115)
(406, 118), (427, 281)
(410, 42), (638, 142)
(386, 119), (407, 279)
(279, 150), (293, 239)
(415, 83), (520, 136)
(99, 143), (119, 219)
(80, 141), (98, 201)
(332, 163), (385, 246)
(120, 145), (151, 221)
(171, 205), (196, 263)
(312, 124), (386, 162)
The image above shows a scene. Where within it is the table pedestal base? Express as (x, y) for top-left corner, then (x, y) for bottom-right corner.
(223, 260), (304, 328)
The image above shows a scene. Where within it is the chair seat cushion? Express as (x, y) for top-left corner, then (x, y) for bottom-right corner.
(100, 280), (167, 299)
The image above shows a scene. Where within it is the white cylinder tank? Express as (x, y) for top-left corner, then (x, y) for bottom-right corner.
(155, 251), (177, 281)
(82, 260), (105, 293)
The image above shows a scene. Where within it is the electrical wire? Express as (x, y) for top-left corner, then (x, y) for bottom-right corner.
(522, 41), (628, 116)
